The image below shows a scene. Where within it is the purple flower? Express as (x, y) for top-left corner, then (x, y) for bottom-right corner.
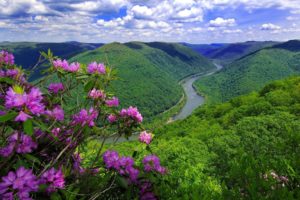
(142, 155), (166, 175)
(15, 111), (32, 122)
(139, 181), (157, 200)
(5, 87), (45, 121)
(88, 88), (106, 100)
(105, 97), (119, 107)
(40, 168), (65, 193)
(48, 83), (64, 94)
(0, 166), (39, 200)
(0, 132), (37, 157)
(6, 69), (19, 77)
(0, 50), (14, 65)
(53, 59), (68, 70)
(139, 131), (152, 145)
(5, 87), (26, 109)
(87, 62), (106, 74)
(73, 153), (85, 174)
(103, 150), (120, 170)
(68, 62), (80, 72)
(46, 106), (64, 121)
(107, 114), (117, 123)
(119, 106), (143, 123)
(72, 107), (98, 127)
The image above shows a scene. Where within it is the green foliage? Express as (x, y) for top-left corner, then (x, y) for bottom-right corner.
(195, 40), (300, 103)
(147, 76), (300, 199)
(64, 42), (215, 119)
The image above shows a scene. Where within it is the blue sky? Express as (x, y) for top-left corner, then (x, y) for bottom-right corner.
(0, 0), (299, 43)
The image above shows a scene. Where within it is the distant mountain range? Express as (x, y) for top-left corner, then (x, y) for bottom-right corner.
(195, 40), (300, 103)
(183, 41), (278, 63)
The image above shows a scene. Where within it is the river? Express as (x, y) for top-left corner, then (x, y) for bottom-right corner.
(172, 63), (222, 121)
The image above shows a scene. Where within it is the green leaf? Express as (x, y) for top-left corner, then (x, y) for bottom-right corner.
(23, 119), (33, 135)
(76, 75), (89, 80)
(84, 80), (94, 92)
(23, 154), (41, 164)
(0, 77), (14, 84)
(33, 120), (49, 132)
(0, 112), (17, 122)
(116, 176), (128, 189)
(50, 192), (62, 200)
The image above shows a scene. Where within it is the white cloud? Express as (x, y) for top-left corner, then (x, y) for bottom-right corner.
(209, 17), (236, 27)
(261, 23), (281, 30)
(0, 0), (49, 16)
(223, 29), (242, 33)
(70, 0), (128, 13)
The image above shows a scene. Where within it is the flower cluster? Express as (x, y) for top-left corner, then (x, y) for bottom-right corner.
(120, 106), (143, 123)
(103, 150), (139, 182)
(139, 131), (153, 145)
(88, 88), (106, 100)
(48, 83), (64, 94)
(0, 50), (166, 199)
(72, 107), (98, 127)
(107, 114), (117, 123)
(142, 155), (166, 174)
(0, 69), (26, 83)
(0, 132), (37, 157)
(53, 59), (80, 72)
(87, 62), (106, 74)
(106, 97), (119, 107)
(40, 168), (65, 193)
(45, 106), (64, 121)
(0, 50), (14, 65)
(5, 86), (45, 121)
(0, 167), (39, 199)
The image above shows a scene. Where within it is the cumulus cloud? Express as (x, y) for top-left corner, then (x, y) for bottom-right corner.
(261, 23), (281, 30)
(209, 17), (236, 27)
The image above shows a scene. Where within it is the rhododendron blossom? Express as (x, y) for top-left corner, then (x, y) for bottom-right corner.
(139, 131), (153, 145)
(0, 166), (39, 199)
(88, 88), (106, 99)
(120, 106), (143, 123)
(143, 155), (166, 174)
(40, 168), (65, 193)
(108, 114), (117, 123)
(0, 132), (37, 157)
(0, 50), (14, 65)
(72, 107), (98, 127)
(48, 83), (64, 94)
(87, 62), (106, 74)
(46, 106), (64, 121)
(106, 97), (119, 107)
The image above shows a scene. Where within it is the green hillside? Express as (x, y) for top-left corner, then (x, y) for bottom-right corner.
(195, 40), (300, 103)
(0, 41), (103, 79)
(112, 76), (300, 199)
(67, 42), (215, 118)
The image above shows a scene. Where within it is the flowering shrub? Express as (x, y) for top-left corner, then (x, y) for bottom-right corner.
(0, 50), (166, 199)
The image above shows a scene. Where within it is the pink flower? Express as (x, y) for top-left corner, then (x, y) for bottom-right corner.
(88, 88), (106, 99)
(107, 114), (117, 123)
(106, 97), (119, 107)
(48, 83), (64, 94)
(87, 62), (106, 74)
(46, 106), (64, 121)
(72, 107), (98, 127)
(0, 166), (39, 199)
(0, 50), (14, 65)
(68, 62), (80, 72)
(5, 87), (26, 108)
(53, 59), (68, 70)
(40, 168), (65, 193)
(15, 111), (32, 122)
(119, 106), (143, 123)
(139, 131), (152, 145)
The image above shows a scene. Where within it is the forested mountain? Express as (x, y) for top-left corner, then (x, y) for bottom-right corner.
(112, 76), (300, 199)
(65, 42), (215, 118)
(195, 40), (300, 103)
